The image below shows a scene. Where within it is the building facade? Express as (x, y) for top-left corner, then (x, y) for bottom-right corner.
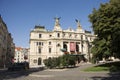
(14, 47), (29, 63)
(0, 16), (15, 68)
(29, 17), (96, 67)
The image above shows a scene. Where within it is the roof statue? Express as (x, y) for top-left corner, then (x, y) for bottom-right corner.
(53, 17), (62, 31)
(75, 19), (82, 29)
(54, 17), (61, 27)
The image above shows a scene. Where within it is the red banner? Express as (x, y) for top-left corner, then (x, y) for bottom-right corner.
(70, 42), (76, 51)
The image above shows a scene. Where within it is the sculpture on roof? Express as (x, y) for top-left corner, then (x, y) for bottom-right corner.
(75, 19), (82, 29)
(54, 17), (61, 27)
(53, 17), (62, 31)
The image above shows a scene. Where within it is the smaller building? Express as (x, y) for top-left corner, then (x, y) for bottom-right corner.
(14, 47), (29, 63)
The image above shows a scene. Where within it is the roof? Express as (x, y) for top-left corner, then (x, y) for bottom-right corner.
(34, 25), (45, 29)
(15, 47), (23, 51)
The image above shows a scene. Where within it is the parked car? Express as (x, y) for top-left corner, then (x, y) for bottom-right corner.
(8, 62), (29, 71)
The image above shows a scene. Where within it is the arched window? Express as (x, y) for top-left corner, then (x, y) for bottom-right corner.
(76, 44), (79, 52)
(57, 43), (60, 47)
(49, 48), (51, 53)
(49, 42), (51, 45)
(57, 33), (60, 37)
(39, 34), (42, 38)
(38, 58), (42, 65)
(38, 48), (41, 53)
(63, 44), (67, 51)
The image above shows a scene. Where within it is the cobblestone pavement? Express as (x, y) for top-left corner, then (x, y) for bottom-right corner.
(1, 63), (120, 80)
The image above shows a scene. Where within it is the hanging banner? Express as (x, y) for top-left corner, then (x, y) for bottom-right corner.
(70, 42), (76, 51)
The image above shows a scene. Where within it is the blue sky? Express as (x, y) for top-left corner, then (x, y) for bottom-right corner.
(0, 0), (109, 48)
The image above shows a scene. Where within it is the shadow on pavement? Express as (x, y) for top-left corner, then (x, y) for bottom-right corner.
(91, 72), (120, 80)
(90, 61), (120, 80)
(0, 67), (45, 80)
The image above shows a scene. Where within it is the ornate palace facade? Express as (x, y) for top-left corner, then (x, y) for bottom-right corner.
(29, 17), (96, 67)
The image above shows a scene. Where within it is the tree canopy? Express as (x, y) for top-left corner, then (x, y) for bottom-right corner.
(89, 0), (120, 59)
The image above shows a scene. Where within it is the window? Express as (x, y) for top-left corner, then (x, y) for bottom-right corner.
(49, 35), (52, 38)
(57, 33), (60, 37)
(36, 42), (39, 45)
(49, 48), (51, 53)
(69, 34), (72, 37)
(81, 35), (83, 40)
(33, 59), (37, 63)
(76, 44), (79, 52)
(37, 42), (43, 46)
(63, 44), (67, 51)
(49, 42), (51, 45)
(38, 58), (42, 65)
(42, 42), (44, 46)
(38, 48), (41, 53)
(39, 34), (42, 38)
(57, 44), (60, 47)
(63, 33), (65, 37)
(39, 42), (41, 45)
(75, 34), (77, 38)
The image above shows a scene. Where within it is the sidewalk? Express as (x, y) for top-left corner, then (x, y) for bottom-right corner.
(0, 68), (7, 72)
(76, 62), (96, 70)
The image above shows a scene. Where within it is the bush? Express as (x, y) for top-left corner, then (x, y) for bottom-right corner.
(43, 54), (77, 69)
(109, 65), (117, 72)
(43, 58), (52, 69)
(68, 55), (76, 67)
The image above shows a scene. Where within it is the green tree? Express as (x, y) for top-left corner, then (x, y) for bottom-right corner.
(89, 0), (120, 59)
